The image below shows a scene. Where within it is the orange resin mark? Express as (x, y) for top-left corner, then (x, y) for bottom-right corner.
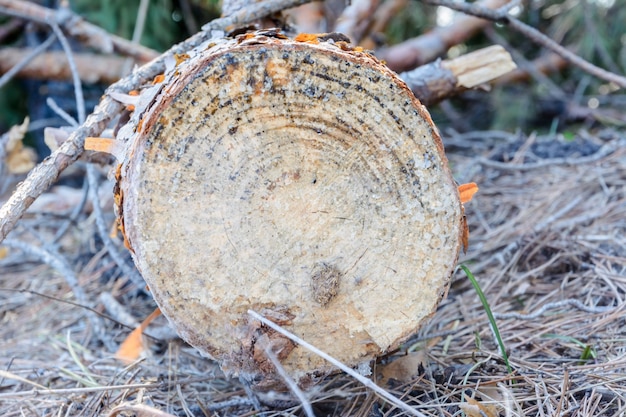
(126, 90), (139, 111)
(294, 33), (320, 44)
(174, 53), (190, 66)
(152, 73), (165, 84)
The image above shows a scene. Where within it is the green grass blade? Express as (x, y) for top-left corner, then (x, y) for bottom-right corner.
(460, 265), (513, 374)
(541, 333), (597, 363)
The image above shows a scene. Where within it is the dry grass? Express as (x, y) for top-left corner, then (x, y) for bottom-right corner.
(1, 128), (625, 416)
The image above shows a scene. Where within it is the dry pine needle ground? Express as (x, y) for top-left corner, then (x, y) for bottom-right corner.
(0, 128), (625, 416)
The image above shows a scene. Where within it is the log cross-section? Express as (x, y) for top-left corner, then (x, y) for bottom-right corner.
(115, 31), (463, 387)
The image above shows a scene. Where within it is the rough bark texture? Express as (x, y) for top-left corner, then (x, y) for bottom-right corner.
(115, 31), (463, 387)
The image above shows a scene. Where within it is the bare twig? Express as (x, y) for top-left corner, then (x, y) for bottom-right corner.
(421, 0), (626, 88)
(86, 165), (146, 292)
(46, 97), (77, 126)
(248, 309), (429, 417)
(582, 1), (621, 75)
(0, 0), (310, 244)
(51, 168), (89, 244)
(262, 344), (315, 417)
(483, 26), (567, 99)
(49, 22), (85, 123)
(122, 0), (151, 76)
(0, 33), (57, 89)
(204, 397), (256, 411)
(0, 287), (127, 327)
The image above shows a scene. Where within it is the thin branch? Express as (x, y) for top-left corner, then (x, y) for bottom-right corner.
(421, 0), (626, 88)
(122, 0), (151, 76)
(49, 22), (85, 123)
(178, 0), (199, 35)
(52, 176), (89, 244)
(46, 97), (78, 126)
(248, 309), (429, 417)
(0, 287), (128, 328)
(86, 165), (147, 293)
(262, 344), (315, 417)
(483, 26), (567, 99)
(0, 33), (56, 89)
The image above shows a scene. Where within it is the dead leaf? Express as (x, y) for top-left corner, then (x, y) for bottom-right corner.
(115, 307), (161, 364)
(459, 182), (479, 204)
(379, 350), (428, 385)
(4, 117), (36, 174)
(458, 396), (498, 417)
(0, 246), (8, 259)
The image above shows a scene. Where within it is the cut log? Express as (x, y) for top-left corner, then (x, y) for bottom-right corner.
(112, 30), (463, 387)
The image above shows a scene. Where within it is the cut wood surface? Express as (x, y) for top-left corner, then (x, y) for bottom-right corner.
(401, 45), (516, 106)
(114, 31), (463, 386)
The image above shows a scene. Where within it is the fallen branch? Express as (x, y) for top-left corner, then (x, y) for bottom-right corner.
(0, 48), (127, 84)
(402, 45), (516, 106)
(377, 0), (508, 72)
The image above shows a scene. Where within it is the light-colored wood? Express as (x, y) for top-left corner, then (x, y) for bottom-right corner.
(115, 31), (463, 387)
(401, 45), (517, 105)
(442, 45), (516, 88)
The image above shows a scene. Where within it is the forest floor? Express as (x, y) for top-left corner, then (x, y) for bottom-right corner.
(1, 126), (625, 416)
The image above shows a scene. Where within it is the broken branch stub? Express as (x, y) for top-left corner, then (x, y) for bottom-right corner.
(114, 31), (463, 387)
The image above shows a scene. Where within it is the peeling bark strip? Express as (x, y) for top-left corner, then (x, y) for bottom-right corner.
(115, 31), (463, 387)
